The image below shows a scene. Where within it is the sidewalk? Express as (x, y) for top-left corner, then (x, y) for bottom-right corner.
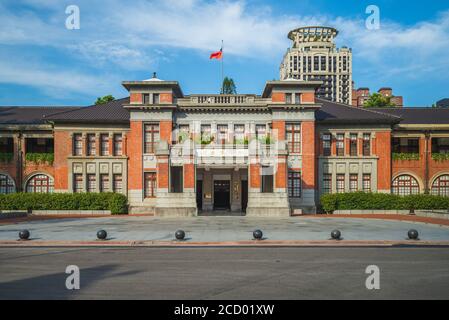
(0, 216), (448, 246)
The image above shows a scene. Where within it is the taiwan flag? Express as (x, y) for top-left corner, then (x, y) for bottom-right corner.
(210, 48), (223, 60)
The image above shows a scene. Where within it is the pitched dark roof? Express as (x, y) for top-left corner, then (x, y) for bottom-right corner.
(0, 107), (79, 125)
(46, 98), (130, 123)
(316, 98), (401, 124)
(371, 107), (449, 125)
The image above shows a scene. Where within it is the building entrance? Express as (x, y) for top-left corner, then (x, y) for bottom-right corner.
(213, 180), (230, 210)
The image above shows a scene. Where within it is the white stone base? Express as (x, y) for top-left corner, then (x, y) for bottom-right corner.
(155, 191), (197, 217)
(246, 192), (290, 217)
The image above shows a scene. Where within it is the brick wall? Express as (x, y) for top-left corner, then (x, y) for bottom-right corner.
(128, 121), (143, 190)
(301, 121), (316, 190)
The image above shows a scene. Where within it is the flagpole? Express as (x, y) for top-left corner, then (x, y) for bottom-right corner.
(221, 40), (224, 94)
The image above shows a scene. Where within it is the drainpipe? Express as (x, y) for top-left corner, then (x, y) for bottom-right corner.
(424, 131), (430, 194)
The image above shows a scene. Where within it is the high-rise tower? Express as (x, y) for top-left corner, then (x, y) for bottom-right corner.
(280, 26), (352, 104)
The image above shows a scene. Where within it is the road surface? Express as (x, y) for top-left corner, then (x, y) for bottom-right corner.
(1, 247), (449, 300)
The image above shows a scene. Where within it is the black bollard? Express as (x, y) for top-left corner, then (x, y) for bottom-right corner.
(175, 230), (185, 241)
(331, 229), (342, 240)
(19, 230), (30, 241)
(407, 229), (419, 240)
(253, 229), (263, 240)
(97, 230), (108, 240)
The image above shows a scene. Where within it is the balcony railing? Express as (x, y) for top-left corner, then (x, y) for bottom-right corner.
(182, 95), (256, 105)
(170, 143), (278, 166)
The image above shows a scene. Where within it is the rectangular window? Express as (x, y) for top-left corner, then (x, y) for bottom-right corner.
(336, 134), (345, 156)
(200, 125), (211, 145)
(288, 171), (301, 198)
(261, 174), (274, 193)
(113, 134), (123, 156)
(234, 124), (245, 145)
(286, 123), (301, 153)
(392, 137), (419, 154)
(170, 166), (183, 193)
(73, 174), (83, 193)
(255, 124), (267, 140)
(294, 93), (300, 104)
(113, 174), (123, 193)
(144, 124), (160, 154)
(144, 172), (157, 198)
(87, 134), (96, 156)
(177, 125), (190, 144)
(100, 174), (109, 193)
(285, 93), (292, 104)
(322, 133), (331, 156)
(350, 133), (358, 156)
(100, 134), (109, 156)
(432, 137), (449, 154)
(153, 94), (160, 105)
(363, 133), (371, 156)
(350, 174), (358, 192)
(363, 174), (371, 192)
(86, 174), (96, 193)
(142, 93), (150, 105)
(323, 174), (332, 194)
(217, 125), (228, 145)
(336, 174), (345, 193)
(73, 134), (83, 156)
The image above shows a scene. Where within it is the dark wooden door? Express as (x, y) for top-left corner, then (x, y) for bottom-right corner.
(214, 180), (230, 210)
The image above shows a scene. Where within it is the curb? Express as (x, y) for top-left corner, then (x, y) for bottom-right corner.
(1, 240), (449, 248)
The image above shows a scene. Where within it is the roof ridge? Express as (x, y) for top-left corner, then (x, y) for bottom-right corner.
(316, 98), (402, 120)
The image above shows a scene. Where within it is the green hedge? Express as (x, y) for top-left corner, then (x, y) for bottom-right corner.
(25, 153), (54, 165)
(320, 192), (449, 213)
(392, 152), (420, 161)
(432, 153), (449, 161)
(0, 153), (13, 163)
(0, 193), (128, 214)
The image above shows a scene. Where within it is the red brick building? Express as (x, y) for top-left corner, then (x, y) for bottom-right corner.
(1, 78), (448, 216)
(352, 87), (404, 107)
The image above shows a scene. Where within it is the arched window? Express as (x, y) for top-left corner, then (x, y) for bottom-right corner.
(431, 175), (449, 197)
(26, 174), (54, 193)
(0, 174), (15, 194)
(392, 175), (420, 196)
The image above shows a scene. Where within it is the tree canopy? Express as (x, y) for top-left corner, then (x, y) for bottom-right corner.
(221, 77), (237, 94)
(95, 95), (115, 105)
(363, 93), (396, 108)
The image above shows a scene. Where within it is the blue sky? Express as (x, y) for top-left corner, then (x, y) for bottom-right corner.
(0, 0), (448, 107)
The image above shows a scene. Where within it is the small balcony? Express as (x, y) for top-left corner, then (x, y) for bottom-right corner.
(25, 138), (54, 165)
(170, 140), (279, 167)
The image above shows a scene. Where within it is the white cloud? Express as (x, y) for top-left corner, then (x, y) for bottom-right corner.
(1, 0), (449, 100)
(0, 56), (120, 98)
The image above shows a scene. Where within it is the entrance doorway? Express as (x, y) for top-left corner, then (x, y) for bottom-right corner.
(213, 180), (230, 210)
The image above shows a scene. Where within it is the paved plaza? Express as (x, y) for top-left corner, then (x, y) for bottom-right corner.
(0, 216), (448, 242)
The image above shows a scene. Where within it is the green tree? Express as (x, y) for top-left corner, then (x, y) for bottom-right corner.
(95, 95), (115, 105)
(363, 93), (396, 108)
(221, 77), (237, 94)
